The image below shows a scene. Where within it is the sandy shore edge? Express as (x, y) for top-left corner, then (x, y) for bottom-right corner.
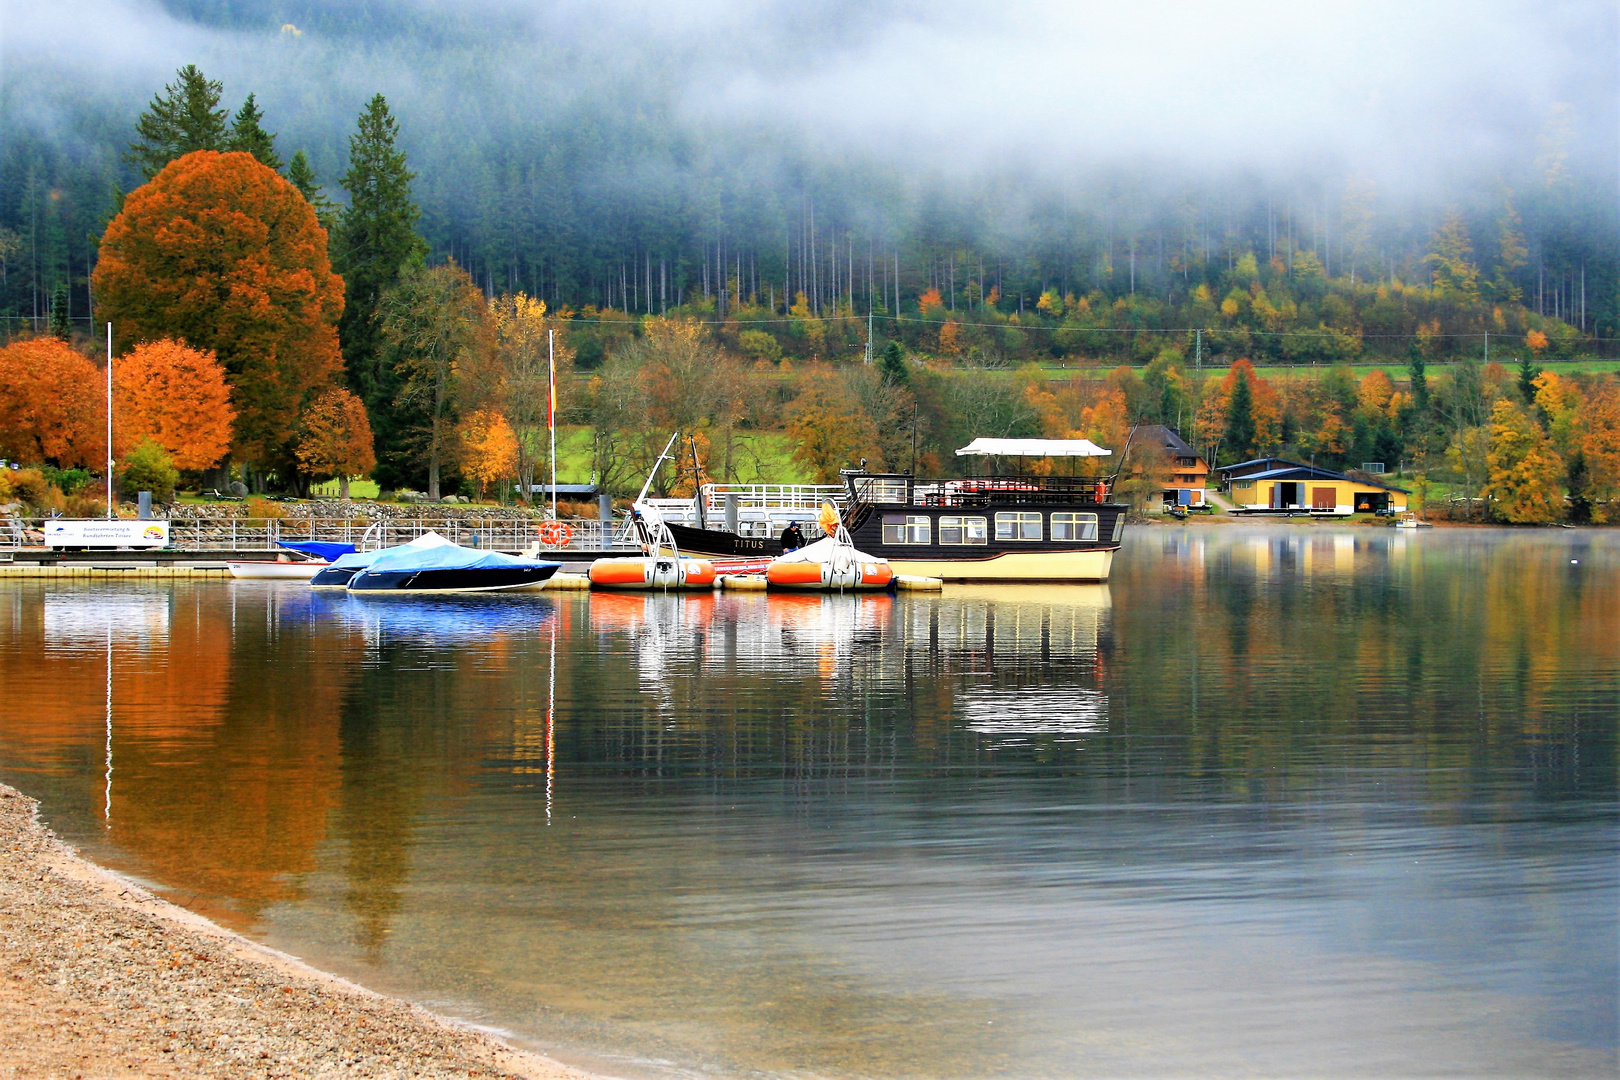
(0, 782), (602, 1079)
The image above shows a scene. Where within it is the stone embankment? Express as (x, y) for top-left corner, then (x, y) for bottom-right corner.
(0, 783), (594, 1080)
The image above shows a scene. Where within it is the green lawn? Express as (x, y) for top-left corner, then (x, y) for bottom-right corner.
(1037, 358), (1620, 381)
(548, 427), (814, 486)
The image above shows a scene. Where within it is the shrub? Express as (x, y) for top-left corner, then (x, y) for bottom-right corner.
(63, 493), (106, 517)
(0, 467), (50, 507)
(41, 465), (92, 495)
(738, 330), (783, 363)
(244, 495), (286, 519)
(118, 439), (179, 504)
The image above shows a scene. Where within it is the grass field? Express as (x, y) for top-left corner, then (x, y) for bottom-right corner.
(1037, 358), (1620, 380)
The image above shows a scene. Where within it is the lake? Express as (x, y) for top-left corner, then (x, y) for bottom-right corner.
(1, 525), (1614, 1078)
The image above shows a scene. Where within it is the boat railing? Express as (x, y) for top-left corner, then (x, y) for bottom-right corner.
(845, 473), (1114, 509)
(0, 516), (638, 554)
(697, 483), (847, 512)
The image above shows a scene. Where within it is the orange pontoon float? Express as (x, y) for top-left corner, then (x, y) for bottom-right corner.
(589, 501), (719, 591)
(764, 503), (895, 592)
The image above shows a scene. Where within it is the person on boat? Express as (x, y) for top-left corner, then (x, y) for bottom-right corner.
(780, 522), (805, 553)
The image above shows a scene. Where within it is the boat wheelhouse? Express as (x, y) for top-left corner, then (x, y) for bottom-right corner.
(655, 438), (1128, 582)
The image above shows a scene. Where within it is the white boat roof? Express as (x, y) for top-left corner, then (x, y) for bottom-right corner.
(955, 437), (1112, 458)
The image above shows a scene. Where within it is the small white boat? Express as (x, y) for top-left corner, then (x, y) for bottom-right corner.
(227, 559), (326, 580)
(228, 541), (356, 580)
(1394, 513), (1432, 530)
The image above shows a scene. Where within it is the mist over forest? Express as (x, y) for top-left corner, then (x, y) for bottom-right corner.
(4, 0), (1617, 351)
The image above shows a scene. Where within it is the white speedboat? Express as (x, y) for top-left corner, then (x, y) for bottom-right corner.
(228, 541), (357, 580)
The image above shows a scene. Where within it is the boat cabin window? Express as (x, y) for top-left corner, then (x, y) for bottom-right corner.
(1050, 512), (1098, 541)
(1111, 515), (1125, 542)
(939, 515), (987, 545)
(995, 511), (1043, 541)
(882, 514), (931, 544)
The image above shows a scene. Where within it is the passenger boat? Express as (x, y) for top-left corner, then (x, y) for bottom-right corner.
(345, 532), (561, 593)
(653, 438), (1129, 582)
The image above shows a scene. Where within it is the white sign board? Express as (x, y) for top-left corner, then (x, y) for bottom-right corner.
(42, 519), (170, 548)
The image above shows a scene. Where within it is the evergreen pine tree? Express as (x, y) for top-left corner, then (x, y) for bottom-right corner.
(125, 65), (228, 178)
(227, 93), (281, 171)
(1224, 367), (1256, 460)
(878, 340), (908, 385)
(287, 150), (337, 231)
(49, 284), (71, 339)
(334, 95), (427, 465)
(1517, 353), (1541, 405)
(1407, 342), (1429, 414)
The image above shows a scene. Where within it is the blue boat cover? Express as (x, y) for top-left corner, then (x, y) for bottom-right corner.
(360, 532), (558, 574)
(279, 540), (357, 561)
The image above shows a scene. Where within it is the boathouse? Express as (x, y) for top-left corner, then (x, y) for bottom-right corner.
(1220, 460), (1409, 516)
(1136, 425), (1209, 507)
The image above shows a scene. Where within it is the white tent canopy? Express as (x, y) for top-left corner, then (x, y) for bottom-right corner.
(955, 437), (1112, 458)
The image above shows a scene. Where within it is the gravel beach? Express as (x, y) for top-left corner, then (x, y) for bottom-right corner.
(0, 783), (596, 1080)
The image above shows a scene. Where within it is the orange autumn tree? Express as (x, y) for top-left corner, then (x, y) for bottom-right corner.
(296, 388), (375, 500)
(1573, 376), (1620, 522)
(93, 150), (345, 473)
(788, 364), (881, 482)
(1195, 358), (1281, 461)
(0, 338), (103, 467)
(456, 409), (517, 499)
(113, 339), (234, 469)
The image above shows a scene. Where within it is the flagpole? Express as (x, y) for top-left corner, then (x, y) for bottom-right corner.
(106, 323), (114, 519)
(548, 328), (557, 520)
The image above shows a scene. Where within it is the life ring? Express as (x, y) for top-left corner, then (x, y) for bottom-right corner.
(537, 520), (574, 547)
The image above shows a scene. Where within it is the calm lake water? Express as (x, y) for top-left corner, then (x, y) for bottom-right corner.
(1, 526), (1615, 1078)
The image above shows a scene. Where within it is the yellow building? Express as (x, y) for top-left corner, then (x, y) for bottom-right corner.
(1225, 462), (1409, 516)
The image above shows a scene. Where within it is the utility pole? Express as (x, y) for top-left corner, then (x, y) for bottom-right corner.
(864, 310), (874, 363)
(548, 329), (557, 520)
(1195, 328), (1202, 371)
(105, 323), (113, 518)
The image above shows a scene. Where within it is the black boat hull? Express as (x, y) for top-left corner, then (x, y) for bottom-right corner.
(310, 565), (363, 588)
(665, 502), (1128, 581)
(347, 565), (561, 593)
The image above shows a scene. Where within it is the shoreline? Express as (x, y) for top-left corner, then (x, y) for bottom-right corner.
(0, 782), (602, 1080)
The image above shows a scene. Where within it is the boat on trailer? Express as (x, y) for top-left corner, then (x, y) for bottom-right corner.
(652, 438), (1130, 583)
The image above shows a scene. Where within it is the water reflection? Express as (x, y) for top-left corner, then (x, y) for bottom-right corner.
(0, 527), (1614, 1079)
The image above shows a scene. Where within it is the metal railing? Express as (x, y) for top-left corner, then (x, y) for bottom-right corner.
(0, 516), (637, 554)
(697, 483), (847, 512)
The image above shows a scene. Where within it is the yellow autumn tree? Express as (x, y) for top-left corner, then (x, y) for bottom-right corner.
(489, 292), (569, 502)
(457, 409), (518, 499)
(1484, 399), (1564, 523)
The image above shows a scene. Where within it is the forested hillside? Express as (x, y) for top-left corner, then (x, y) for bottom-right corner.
(3, 0), (1615, 359)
